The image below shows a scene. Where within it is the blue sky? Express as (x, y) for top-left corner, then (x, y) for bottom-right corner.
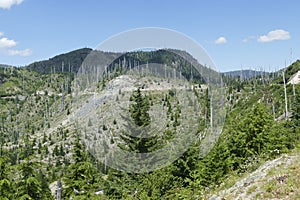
(0, 0), (299, 72)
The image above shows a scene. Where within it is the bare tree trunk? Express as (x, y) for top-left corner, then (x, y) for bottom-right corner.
(240, 65), (243, 83)
(282, 70), (288, 120)
(57, 179), (62, 200)
(272, 101), (276, 121)
(210, 90), (213, 132)
(190, 64), (193, 81)
(293, 82), (296, 99)
(1, 116), (4, 130)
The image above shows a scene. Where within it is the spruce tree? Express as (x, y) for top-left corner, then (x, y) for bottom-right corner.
(14, 160), (42, 199)
(119, 88), (160, 154)
(0, 156), (13, 199)
(129, 88), (150, 127)
(63, 134), (102, 198)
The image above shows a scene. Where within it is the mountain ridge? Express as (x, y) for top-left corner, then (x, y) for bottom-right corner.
(26, 47), (93, 74)
(223, 69), (270, 79)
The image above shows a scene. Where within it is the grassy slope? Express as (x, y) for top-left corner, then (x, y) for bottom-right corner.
(206, 148), (300, 199)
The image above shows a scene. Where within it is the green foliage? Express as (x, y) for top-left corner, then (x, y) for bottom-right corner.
(119, 88), (160, 154)
(0, 157), (13, 199)
(282, 60), (300, 81)
(14, 160), (43, 199)
(53, 144), (59, 156)
(36, 169), (53, 199)
(292, 85), (300, 127)
(1, 51), (300, 199)
(187, 103), (298, 195)
(0, 179), (12, 200)
(63, 135), (104, 199)
(129, 88), (150, 127)
(136, 169), (180, 199)
(27, 48), (92, 74)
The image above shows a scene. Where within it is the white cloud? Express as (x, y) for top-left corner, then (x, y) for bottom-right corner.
(242, 36), (256, 43)
(214, 36), (227, 44)
(258, 29), (291, 42)
(0, 33), (32, 57)
(8, 48), (32, 56)
(0, 0), (23, 9)
(0, 37), (17, 48)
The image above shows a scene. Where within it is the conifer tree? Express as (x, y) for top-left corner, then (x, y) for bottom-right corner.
(14, 159), (42, 199)
(63, 134), (102, 198)
(129, 88), (150, 127)
(0, 156), (13, 199)
(119, 88), (160, 154)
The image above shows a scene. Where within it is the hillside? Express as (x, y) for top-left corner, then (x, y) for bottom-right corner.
(0, 64), (16, 68)
(288, 70), (300, 84)
(25, 47), (214, 83)
(26, 48), (93, 74)
(223, 70), (269, 79)
(0, 50), (300, 199)
(208, 149), (300, 199)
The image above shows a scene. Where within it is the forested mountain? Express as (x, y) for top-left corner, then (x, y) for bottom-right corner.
(25, 48), (211, 82)
(0, 64), (16, 68)
(26, 48), (93, 74)
(223, 70), (269, 79)
(0, 49), (300, 199)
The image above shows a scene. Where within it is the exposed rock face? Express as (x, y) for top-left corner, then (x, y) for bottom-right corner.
(288, 70), (300, 84)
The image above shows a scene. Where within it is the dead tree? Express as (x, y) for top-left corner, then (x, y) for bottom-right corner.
(282, 69), (288, 120)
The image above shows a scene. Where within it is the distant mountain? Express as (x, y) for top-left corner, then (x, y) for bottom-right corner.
(26, 48), (93, 74)
(0, 64), (15, 68)
(114, 49), (209, 81)
(223, 70), (269, 79)
(25, 47), (217, 83)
